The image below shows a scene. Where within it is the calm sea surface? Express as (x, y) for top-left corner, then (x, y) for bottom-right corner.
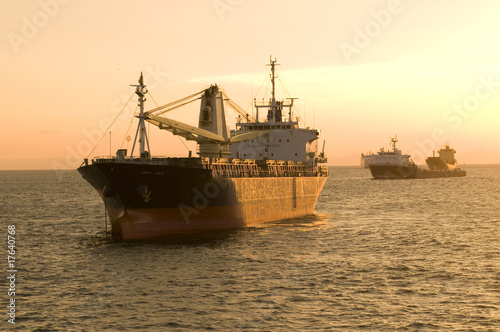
(1, 166), (500, 331)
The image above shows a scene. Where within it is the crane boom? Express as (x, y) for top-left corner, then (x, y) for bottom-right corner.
(222, 91), (256, 122)
(146, 114), (225, 142)
(145, 90), (205, 116)
(146, 114), (268, 143)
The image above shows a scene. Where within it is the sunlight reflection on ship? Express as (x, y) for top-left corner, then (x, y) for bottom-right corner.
(81, 229), (241, 248)
(266, 212), (332, 230)
(82, 212), (333, 247)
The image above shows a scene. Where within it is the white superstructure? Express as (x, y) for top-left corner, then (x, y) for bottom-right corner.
(364, 136), (414, 167)
(230, 57), (325, 165)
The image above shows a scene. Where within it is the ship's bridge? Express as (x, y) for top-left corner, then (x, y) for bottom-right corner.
(229, 57), (323, 163)
(230, 121), (319, 162)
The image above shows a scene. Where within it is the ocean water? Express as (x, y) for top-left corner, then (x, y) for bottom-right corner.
(1, 166), (500, 331)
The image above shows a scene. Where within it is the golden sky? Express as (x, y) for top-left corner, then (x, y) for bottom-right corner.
(2, 0), (500, 169)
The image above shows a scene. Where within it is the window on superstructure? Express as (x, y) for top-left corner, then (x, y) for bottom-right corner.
(202, 107), (211, 122)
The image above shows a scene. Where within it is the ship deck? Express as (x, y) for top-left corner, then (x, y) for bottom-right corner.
(85, 156), (328, 178)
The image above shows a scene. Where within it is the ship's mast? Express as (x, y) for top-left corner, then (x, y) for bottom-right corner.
(264, 56), (279, 122)
(252, 57), (296, 124)
(391, 135), (398, 152)
(250, 57), (298, 126)
(130, 72), (151, 160)
(270, 56), (277, 116)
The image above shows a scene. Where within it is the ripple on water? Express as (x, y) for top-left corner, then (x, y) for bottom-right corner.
(4, 167), (500, 330)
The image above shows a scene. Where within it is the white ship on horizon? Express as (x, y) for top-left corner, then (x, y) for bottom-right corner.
(361, 135), (412, 168)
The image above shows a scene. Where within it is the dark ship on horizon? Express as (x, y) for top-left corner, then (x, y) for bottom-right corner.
(425, 144), (458, 170)
(78, 58), (328, 240)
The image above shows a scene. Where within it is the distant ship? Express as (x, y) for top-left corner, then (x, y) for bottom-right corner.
(361, 136), (406, 168)
(367, 135), (418, 179)
(78, 58), (328, 240)
(368, 137), (466, 179)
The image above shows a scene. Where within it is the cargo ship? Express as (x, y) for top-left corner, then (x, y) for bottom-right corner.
(367, 136), (418, 179)
(425, 144), (458, 170)
(361, 136), (405, 168)
(368, 137), (466, 179)
(78, 58), (328, 240)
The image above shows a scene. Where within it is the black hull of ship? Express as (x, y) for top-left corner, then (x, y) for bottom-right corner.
(425, 157), (449, 170)
(78, 163), (327, 240)
(369, 165), (419, 179)
(370, 165), (466, 179)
